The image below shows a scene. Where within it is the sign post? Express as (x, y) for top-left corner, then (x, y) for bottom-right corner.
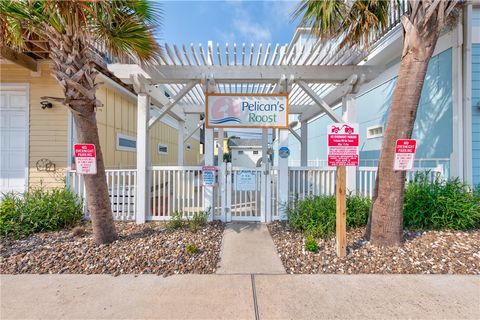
(327, 123), (359, 257)
(74, 144), (97, 175)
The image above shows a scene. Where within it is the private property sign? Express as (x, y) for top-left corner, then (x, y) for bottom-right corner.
(206, 93), (288, 128)
(74, 144), (97, 175)
(202, 166), (216, 186)
(394, 139), (417, 170)
(327, 123), (359, 166)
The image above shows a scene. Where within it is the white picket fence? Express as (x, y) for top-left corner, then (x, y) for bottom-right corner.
(67, 169), (137, 220)
(67, 164), (444, 221)
(149, 166), (204, 220)
(288, 165), (444, 201)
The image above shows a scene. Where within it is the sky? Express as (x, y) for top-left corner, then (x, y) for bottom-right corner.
(160, 0), (300, 47)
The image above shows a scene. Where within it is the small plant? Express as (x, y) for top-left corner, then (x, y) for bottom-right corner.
(186, 243), (198, 254)
(0, 187), (83, 239)
(188, 211), (209, 233)
(286, 194), (371, 238)
(166, 211), (184, 231)
(304, 234), (319, 252)
(403, 174), (480, 230)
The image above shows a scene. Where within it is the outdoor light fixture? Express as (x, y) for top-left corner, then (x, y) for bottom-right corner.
(40, 100), (53, 109)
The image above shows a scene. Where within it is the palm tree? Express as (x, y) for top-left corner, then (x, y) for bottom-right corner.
(293, 0), (459, 246)
(0, 0), (161, 244)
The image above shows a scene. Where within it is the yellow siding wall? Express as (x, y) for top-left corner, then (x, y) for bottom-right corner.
(96, 85), (200, 168)
(1, 61), (201, 189)
(1, 62), (68, 189)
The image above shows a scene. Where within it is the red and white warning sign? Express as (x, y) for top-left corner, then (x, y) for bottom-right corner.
(327, 123), (359, 166)
(394, 139), (416, 171)
(74, 144), (97, 175)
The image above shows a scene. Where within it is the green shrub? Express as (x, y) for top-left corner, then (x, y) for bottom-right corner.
(187, 211), (208, 233)
(403, 174), (480, 230)
(0, 188), (83, 239)
(304, 234), (319, 252)
(166, 210), (184, 231)
(286, 194), (371, 238)
(186, 243), (198, 254)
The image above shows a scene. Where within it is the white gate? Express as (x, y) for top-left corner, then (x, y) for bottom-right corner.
(219, 164), (278, 222)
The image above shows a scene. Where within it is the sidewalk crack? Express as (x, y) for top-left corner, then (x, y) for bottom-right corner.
(251, 274), (260, 320)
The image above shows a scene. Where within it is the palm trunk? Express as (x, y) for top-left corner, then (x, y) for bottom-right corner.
(45, 26), (118, 244)
(368, 20), (439, 246)
(73, 111), (117, 244)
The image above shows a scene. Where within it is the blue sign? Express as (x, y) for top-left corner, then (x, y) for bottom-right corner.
(279, 146), (290, 159)
(202, 166), (216, 186)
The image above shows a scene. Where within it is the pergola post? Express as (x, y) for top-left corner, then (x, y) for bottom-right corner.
(218, 128), (226, 222)
(278, 128), (289, 220)
(261, 129), (271, 222)
(342, 94), (357, 194)
(177, 120), (185, 165)
(204, 127), (214, 221)
(136, 93), (150, 224)
(300, 120), (308, 167)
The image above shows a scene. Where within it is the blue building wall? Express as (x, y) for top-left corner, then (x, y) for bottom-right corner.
(472, 44), (480, 186)
(289, 48), (453, 170)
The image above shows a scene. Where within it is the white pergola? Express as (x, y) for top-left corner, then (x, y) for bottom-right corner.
(108, 40), (384, 223)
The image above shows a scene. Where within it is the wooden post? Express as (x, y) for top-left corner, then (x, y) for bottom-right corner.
(336, 166), (347, 257)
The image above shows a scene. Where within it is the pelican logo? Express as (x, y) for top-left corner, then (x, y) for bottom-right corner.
(210, 97), (241, 124)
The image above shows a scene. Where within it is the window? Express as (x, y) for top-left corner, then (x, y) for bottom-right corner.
(116, 133), (136, 152)
(253, 151), (259, 155)
(367, 125), (384, 139)
(238, 150), (244, 155)
(158, 144), (168, 155)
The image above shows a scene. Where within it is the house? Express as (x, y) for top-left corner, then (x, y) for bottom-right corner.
(227, 138), (264, 168)
(0, 43), (201, 194)
(284, 4), (480, 186)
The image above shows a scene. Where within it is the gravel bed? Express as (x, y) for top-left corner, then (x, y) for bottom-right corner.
(268, 222), (480, 274)
(1, 222), (224, 276)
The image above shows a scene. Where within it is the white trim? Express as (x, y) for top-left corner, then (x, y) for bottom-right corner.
(463, 4), (473, 184)
(157, 143), (169, 155)
(0, 83), (30, 191)
(116, 132), (136, 152)
(451, 20), (464, 180)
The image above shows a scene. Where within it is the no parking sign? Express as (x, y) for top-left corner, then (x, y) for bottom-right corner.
(74, 144), (97, 175)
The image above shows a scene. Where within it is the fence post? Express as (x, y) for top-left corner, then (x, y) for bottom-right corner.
(226, 162), (232, 222)
(278, 129), (289, 220)
(136, 93), (149, 224)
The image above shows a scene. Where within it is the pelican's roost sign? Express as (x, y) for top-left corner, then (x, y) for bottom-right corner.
(206, 93), (288, 128)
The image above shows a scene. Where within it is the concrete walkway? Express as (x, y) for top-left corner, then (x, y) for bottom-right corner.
(216, 222), (285, 274)
(1, 275), (479, 319)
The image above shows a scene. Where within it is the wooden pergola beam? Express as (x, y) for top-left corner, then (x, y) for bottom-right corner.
(1, 46), (38, 72)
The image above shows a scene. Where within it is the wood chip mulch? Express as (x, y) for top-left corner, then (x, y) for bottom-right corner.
(268, 222), (480, 274)
(1, 222), (224, 277)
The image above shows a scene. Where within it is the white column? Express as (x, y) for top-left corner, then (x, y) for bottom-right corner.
(177, 120), (185, 166)
(300, 121), (308, 167)
(278, 129), (289, 220)
(342, 94), (357, 195)
(204, 127), (214, 220)
(218, 129), (226, 221)
(136, 93), (150, 224)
